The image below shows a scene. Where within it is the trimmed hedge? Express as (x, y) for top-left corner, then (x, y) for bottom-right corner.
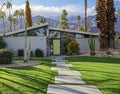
(35, 49), (44, 57)
(0, 49), (13, 64)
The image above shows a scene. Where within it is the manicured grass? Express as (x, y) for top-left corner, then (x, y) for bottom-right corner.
(0, 57), (57, 94)
(66, 56), (120, 94)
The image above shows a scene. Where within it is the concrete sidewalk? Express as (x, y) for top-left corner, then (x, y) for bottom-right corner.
(47, 56), (102, 94)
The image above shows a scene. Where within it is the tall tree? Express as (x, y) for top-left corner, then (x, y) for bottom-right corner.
(19, 9), (24, 29)
(0, 10), (6, 36)
(0, 0), (6, 10)
(96, 0), (116, 50)
(8, 15), (14, 32)
(106, 0), (116, 48)
(12, 17), (16, 31)
(76, 15), (81, 31)
(13, 10), (20, 30)
(84, 0), (87, 32)
(58, 9), (68, 29)
(35, 17), (46, 25)
(25, 0), (32, 27)
(6, 1), (12, 32)
(117, 8), (120, 15)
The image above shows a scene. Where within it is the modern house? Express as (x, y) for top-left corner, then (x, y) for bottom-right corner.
(1, 23), (99, 56)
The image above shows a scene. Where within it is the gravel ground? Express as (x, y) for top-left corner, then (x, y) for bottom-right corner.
(0, 61), (41, 68)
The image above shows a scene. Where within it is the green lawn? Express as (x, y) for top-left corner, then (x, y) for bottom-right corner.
(66, 56), (120, 94)
(0, 57), (57, 94)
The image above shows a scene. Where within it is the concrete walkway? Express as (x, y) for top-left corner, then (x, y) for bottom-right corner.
(47, 56), (102, 94)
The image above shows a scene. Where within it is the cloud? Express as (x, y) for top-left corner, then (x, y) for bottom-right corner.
(2, 4), (96, 17)
(87, 6), (96, 16)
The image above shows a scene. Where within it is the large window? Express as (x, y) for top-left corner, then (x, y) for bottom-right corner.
(36, 28), (46, 36)
(12, 27), (47, 36)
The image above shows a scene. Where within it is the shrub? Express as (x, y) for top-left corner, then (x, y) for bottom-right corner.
(35, 49), (44, 57)
(0, 49), (13, 64)
(67, 38), (79, 55)
(106, 50), (112, 55)
(18, 49), (24, 56)
(0, 37), (7, 49)
(88, 37), (96, 56)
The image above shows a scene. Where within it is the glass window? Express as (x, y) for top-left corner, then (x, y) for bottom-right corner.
(50, 31), (60, 38)
(75, 34), (84, 39)
(36, 28), (46, 36)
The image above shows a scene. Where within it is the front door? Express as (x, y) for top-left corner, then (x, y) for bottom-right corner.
(53, 39), (60, 55)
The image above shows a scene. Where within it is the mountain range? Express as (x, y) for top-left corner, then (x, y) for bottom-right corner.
(0, 15), (120, 35)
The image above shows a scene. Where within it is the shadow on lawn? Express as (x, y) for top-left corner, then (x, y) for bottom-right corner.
(65, 56), (120, 94)
(66, 56), (120, 64)
(0, 61), (56, 94)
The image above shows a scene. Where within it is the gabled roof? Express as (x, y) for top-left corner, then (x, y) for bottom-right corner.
(49, 28), (99, 36)
(5, 23), (49, 36)
(3, 23), (98, 36)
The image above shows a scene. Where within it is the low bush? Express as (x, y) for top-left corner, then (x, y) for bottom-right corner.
(18, 49), (24, 56)
(0, 37), (7, 49)
(35, 49), (44, 57)
(66, 38), (79, 55)
(0, 49), (13, 64)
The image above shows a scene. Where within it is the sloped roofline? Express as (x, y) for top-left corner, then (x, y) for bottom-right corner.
(49, 27), (99, 36)
(5, 23), (49, 36)
(2, 23), (99, 36)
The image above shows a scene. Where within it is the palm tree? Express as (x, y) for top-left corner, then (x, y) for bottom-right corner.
(0, 1), (6, 11)
(35, 17), (46, 25)
(12, 17), (16, 31)
(76, 15), (81, 31)
(19, 9), (24, 29)
(117, 8), (120, 15)
(8, 15), (14, 32)
(96, 0), (116, 50)
(6, 1), (12, 32)
(0, 10), (6, 36)
(14, 10), (20, 30)
(84, 0), (87, 32)
(106, 0), (116, 48)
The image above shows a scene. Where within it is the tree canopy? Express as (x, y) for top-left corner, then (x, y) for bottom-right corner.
(25, 0), (32, 27)
(58, 9), (68, 29)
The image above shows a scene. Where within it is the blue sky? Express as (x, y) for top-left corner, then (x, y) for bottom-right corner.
(6, 0), (120, 17)
(12, 0), (96, 7)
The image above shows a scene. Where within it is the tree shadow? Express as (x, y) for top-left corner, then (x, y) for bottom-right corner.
(66, 56), (120, 64)
(0, 61), (57, 94)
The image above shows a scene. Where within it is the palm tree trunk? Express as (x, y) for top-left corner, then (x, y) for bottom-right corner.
(20, 16), (22, 29)
(96, 0), (108, 50)
(106, 0), (116, 48)
(84, 0), (87, 32)
(96, 0), (116, 50)
(3, 17), (5, 36)
(17, 16), (18, 30)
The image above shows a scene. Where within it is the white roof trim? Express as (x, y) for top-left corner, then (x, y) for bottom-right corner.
(5, 23), (49, 36)
(49, 28), (99, 36)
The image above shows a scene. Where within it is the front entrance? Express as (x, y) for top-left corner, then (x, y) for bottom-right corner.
(53, 39), (60, 55)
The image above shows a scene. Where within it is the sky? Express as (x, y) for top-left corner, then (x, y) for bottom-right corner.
(2, 0), (120, 17)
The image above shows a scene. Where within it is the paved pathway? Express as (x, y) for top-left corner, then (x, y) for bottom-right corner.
(47, 56), (102, 94)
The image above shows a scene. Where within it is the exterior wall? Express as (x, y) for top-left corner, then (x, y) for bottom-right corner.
(4, 37), (47, 56)
(115, 40), (120, 49)
(76, 38), (100, 53)
(4, 37), (102, 56)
